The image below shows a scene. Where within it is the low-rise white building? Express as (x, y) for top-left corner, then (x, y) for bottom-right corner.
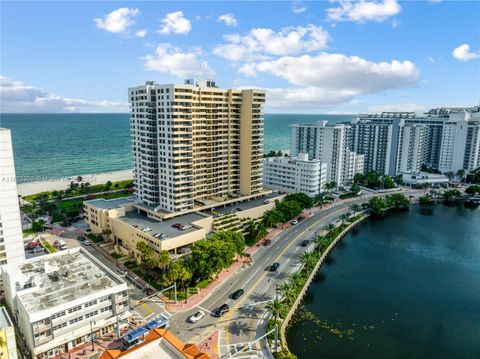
(401, 172), (449, 187)
(263, 154), (328, 197)
(2, 248), (130, 359)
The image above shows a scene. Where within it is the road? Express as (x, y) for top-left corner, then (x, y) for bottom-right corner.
(166, 190), (423, 358)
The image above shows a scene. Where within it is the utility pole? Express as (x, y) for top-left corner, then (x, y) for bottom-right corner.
(275, 284), (279, 358)
(90, 321), (95, 351)
(174, 282), (177, 304)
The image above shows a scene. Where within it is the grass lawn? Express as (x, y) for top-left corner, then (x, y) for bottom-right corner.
(42, 241), (57, 253)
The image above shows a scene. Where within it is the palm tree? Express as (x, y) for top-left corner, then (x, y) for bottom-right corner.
(262, 210), (279, 228)
(102, 228), (112, 242)
(314, 192), (326, 208)
(288, 272), (303, 289)
(350, 204), (361, 217)
(266, 298), (286, 319)
(300, 251), (317, 270)
(456, 169), (466, 183)
(340, 213), (349, 225)
(278, 282), (296, 304)
(445, 171), (455, 182)
(325, 181), (336, 194)
(325, 223), (336, 234)
(314, 235), (328, 253)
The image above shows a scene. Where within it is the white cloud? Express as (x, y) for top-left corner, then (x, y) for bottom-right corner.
(213, 25), (330, 62)
(0, 76), (127, 113)
(158, 11), (191, 34)
(94, 7), (139, 33)
(218, 13), (238, 27)
(143, 44), (214, 78)
(327, 0), (401, 23)
(135, 29), (147, 38)
(248, 53), (419, 91)
(292, 0), (307, 14)
(369, 103), (429, 113)
(452, 44), (479, 62)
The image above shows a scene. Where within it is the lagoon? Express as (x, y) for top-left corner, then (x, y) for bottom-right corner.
(287, 204), (480, 359)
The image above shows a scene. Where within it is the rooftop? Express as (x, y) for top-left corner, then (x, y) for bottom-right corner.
(11, 248), (124, 313)
(207, 192), (283, 217)
(118, 211), (207, 239)
(86, 196), (135, 210)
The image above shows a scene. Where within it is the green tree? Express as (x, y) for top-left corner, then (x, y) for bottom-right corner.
(314, 192), (326, 207)
(368, 197), (387, 216)
(456, 169), (466, 182)
(465, 185), (480, 195)
(279, 281), (297, 305)
(136, 241), (155, 265)
(350, 183), (361, 195)
(102, 228), (112, 242)
(385, 193), (410, 209)
(288, 272), (303, 289)
(266, 298), (286, 319)
(325, 181), (337, 194)
(325, 223), (336, 234)
(262, 210), (281, 228)
(350, 204), (361, 217)
(445, 171), (455, 181)
(419, 196), (433, 205)
(105, 180), (113, 191)
(340, 213), (350, 225)
(443, 189), (461, 202)
(383, 176), (396, 189)
(283, 192), (313, 209)
(300, 251), (317, 270)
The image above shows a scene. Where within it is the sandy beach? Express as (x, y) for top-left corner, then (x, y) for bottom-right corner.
(17, 169), (133, 196)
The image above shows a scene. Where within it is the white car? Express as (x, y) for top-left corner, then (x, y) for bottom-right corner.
(83, 240), (91, 246)
(291, 219), (299, 225)
(188, 311), (205, 323)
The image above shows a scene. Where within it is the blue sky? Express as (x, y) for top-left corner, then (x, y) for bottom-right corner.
(1, 0), (479, 113)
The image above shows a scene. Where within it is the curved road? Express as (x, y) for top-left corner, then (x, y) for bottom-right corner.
(168, 189), (422, 358)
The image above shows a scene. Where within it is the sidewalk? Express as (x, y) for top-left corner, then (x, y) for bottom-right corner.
(163, 210), (312, 313)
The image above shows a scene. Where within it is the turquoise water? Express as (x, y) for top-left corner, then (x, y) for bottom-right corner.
(0, 113), (353, 182)
(287, 204), (480, 359)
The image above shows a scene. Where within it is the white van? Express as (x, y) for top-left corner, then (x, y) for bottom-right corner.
(58, 240), (68, 250)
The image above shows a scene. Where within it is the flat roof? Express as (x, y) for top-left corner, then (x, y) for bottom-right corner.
(86, 196), (135, 210)
(118, 211), (206, 239)
(206, 192), (283, 217)
(13, 248), (124, 313)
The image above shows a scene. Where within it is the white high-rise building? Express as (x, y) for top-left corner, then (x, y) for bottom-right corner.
(0, 128), (25, 267)
(290, 121), (363, 185)
(263, 154), (328, 197)
(352, 107), (480, 176)
(129, 80), (266, 217)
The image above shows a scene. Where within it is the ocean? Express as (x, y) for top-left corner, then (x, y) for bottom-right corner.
(0, 113), (355, 182)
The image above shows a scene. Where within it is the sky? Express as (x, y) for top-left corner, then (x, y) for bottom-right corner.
(1, 0), (479, 114)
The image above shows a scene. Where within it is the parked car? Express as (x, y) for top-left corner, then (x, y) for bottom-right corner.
(301, 239), (309, 247)
(264, 199), (270, 204)
(297, 216), (304, 222)
(231, 289), (244, 300)
(25, 241), (39, 250)
(171, 223), (183, 229)
(291, 219), (299, 225)
(181, 224), (192, 230)
(143, 288), (155, 296)
(78, 236), (86, 242)
(270, 262), (280, 272)
(263, 239), (272, 246)
(32, 247), (44, 254)
(236, 208), (243, 212)
(83, 240), (91, 246)
(188, 311), (205, 323)
(58, 240), (68, 250)
(213, 304), (230, 317)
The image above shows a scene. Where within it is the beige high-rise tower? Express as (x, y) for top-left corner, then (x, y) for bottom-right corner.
(129, 80), (266, 216)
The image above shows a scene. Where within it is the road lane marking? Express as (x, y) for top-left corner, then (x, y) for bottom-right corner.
(224, 205), (355, 347)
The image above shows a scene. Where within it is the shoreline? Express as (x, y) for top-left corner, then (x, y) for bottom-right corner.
(16, 169), (133, 196)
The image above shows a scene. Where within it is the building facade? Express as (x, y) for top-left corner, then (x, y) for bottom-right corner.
(129, 80), (266, 215)
(0, 128), (26, 267)
(2, 248), (130, 359)
(290, 121), (363, 185)
(0, 307), (17, 359)
(263, 154), (327, 197)
(352, 107), (480, 176)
